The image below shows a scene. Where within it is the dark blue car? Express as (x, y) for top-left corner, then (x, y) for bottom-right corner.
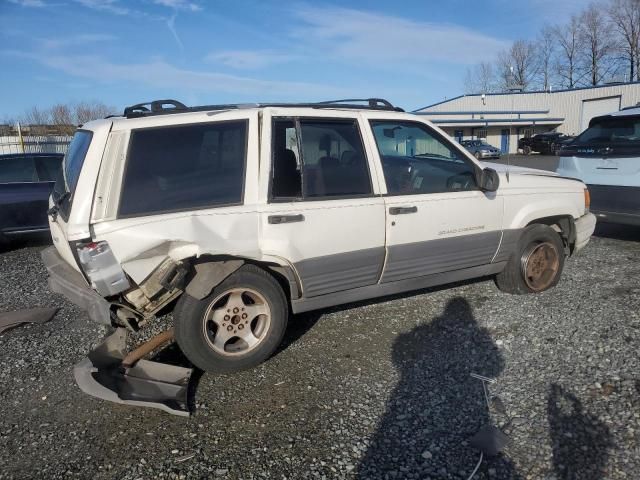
(0, 153), (63, 243)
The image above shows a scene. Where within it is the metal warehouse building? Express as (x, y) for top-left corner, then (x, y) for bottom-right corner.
(415, 82), (640, 154)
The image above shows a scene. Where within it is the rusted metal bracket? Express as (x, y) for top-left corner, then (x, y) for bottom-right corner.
(122, 328), (175, 368)
(74, 327), (196, 416)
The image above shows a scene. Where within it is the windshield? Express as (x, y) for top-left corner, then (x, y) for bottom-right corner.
(574, 117), (640, 145)
(52, 129), (92, 220)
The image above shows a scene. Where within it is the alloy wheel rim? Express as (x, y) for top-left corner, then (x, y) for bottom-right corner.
(521, 241), (559, 292)
(202, 288), (271, 356)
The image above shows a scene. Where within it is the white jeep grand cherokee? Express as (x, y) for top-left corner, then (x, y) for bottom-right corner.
(43, 98), (596, 374)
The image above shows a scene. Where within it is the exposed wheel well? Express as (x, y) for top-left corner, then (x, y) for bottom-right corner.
(183, 255), (300, 304)
(525, 215), (576, 254)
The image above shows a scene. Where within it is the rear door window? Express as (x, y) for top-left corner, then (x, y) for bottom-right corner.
(0, 157), (38, 183)
(119, 120), (247, 217)
(270, 118), (372, 200)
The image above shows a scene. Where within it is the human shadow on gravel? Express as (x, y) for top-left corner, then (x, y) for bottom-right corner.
(547, 384), (612, 480)
(358, 297), (519, 479)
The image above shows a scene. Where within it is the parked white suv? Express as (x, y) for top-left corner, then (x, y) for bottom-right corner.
(43, 98), (596, 377)
(557, 106), (640, 226)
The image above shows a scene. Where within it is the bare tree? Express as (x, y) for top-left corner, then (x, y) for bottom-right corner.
(609, 0), (640, 81)
(496, 40), (539, 91)
(580, 3), (618, 85)
(21, 106), (51, 125)
(18, 101), (117, 135)
(50, 104), (75, 135)
(464, 62), (496, 93)
(74, 101), (117, 125)
(536, 26), (556, 90)
(20, 107), (52, 135)
(552, 16), (585, 88)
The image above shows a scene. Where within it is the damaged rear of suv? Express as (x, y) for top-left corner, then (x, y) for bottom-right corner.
(43, 99), (595, 415)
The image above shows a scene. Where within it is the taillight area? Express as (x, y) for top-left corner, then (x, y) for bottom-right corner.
(77, 240), (131, 296)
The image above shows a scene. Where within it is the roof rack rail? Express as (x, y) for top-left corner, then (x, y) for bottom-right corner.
(315, 98), (398, 109)
(123, 100), (189, 118)
(120, 98), (403, 118)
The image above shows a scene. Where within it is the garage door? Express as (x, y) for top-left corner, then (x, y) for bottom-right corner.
(580, 96), (621, 132)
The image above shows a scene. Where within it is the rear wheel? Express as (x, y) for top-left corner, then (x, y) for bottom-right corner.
(495, 224), (565, 294)
(174, 264), (288, 373)
(523, 145), (532, 155)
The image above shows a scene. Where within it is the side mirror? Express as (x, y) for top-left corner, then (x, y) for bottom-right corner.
(480, 168), (500, 192)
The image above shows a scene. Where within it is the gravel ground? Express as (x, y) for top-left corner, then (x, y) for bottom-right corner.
(0, 224), (639, 480)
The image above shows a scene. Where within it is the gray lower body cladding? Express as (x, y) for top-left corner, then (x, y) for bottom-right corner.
(292, 261), (507, 313)
(381, 231), (503, 283)
(292, 230), (522, 308)
(587, 184), (640, 226)
(41, 246), (112, 325)
(492, 229), (523, 263)
(294, 247), (385, 297)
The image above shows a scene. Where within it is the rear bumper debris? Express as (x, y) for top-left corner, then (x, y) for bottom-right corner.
(0, 307), (58, 334)
(74, 327), (196, 416)
(41, 246), (112, 325)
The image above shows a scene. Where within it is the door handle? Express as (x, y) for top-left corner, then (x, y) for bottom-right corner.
(389, 206), (418, 215)
(268, 214), (305, 224)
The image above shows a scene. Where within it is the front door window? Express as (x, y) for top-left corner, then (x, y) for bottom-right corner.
(369, 121), (478, 195)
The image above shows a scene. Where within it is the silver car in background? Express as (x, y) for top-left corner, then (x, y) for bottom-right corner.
(460, 140), (501, 159)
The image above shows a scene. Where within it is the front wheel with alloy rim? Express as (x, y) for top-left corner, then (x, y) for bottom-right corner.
(495, 224), (565, 294)
(174, 264), (288, 373)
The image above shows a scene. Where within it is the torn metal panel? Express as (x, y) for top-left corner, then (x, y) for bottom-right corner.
(124, 258), (188, 319)
(74, 327), (195, 416)
(92, 212), (262, 284)
(0, 307), (58, 334)
(185, 260), (244, 300)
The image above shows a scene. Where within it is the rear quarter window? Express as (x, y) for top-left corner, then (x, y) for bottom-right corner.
(64, 131), (93, 193)
(118, 120), (248, 217)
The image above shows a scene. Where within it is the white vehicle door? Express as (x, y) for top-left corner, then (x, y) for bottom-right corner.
(259, 109), (386, 297)
(362, 116), (504, 283)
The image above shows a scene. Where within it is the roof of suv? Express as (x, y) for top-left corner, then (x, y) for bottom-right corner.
(113, 98), (404, 120)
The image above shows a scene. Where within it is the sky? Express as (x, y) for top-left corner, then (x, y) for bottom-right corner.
(1, 0), (591, 118)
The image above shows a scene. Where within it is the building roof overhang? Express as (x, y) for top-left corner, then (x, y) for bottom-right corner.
(427, 117), (565, 128)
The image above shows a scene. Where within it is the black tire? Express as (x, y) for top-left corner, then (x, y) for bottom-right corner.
(523, 145), (532, 155)
(174, 264), (288, 373)
(474, 151), (481, 159)
(495, 224), (565, 294)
